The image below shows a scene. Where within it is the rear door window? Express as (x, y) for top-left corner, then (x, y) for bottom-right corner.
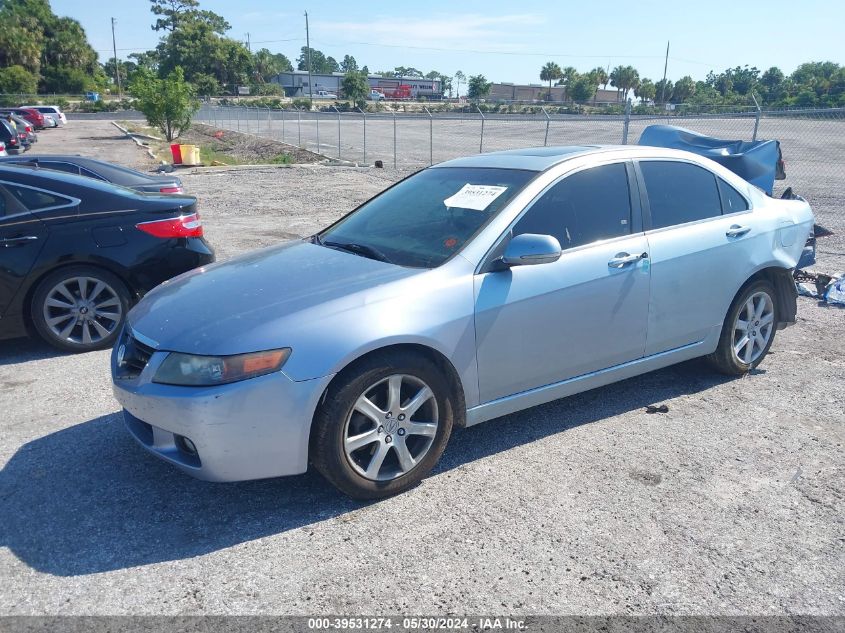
(3, 184), (72, 211)
(513, 162), (632, 250)
(640, 161), (722, 229)
(718, 178), (749, 213)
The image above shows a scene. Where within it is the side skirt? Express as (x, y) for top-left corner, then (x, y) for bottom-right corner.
(465, 336), (716, 427)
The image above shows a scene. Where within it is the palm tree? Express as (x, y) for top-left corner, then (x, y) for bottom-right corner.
(454, 70), (465, 98)
(539, 62), (562, 101)
(609, 65), (624, 101)
(589, 66), (608, 103)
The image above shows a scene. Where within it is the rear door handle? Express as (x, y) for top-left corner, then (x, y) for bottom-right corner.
(1, 236), (39, 247)
(726, 225), (751, 238)
(608, 252), (647, 268)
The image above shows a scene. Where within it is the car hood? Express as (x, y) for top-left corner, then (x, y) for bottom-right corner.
(128, 240), (420, 355)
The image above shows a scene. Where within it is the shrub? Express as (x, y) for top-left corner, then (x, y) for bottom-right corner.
(131, 66), (199, 141)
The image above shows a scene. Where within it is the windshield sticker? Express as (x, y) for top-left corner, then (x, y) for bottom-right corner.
(444, 184), (508, 211)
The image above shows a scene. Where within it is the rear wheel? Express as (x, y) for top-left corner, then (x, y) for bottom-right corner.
(707, 280), (777, 375)
(31, 266), (130, 353)
(311, 351), (455, 499)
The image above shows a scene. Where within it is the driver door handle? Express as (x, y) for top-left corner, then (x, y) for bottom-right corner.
(608, 252), (647, 268)
(726, 225), (751, 238)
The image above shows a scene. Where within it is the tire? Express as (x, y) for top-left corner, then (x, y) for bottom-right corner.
(31, 265), (131, 353)
(311, 351), (455, 499)
(707, 279), (778, 375)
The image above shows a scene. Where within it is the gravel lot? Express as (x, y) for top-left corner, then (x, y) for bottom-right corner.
(0, 121), (843, 617)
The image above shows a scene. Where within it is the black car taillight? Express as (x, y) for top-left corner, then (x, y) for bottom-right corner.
(135, 212), (203, 238)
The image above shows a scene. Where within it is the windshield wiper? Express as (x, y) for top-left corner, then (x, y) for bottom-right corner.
(322, 240), (393, 264)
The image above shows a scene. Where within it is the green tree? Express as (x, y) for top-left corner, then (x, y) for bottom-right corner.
(610, 65), (640, 101)
(467, 74), (491, 100)
(559, 66), (578, 89)
(325, 56), (340, 73)
(341, 70), (368, 108)
(150, 0), (229, 34)
(539, 62), (562, 101)
(654, 78), (673, 104)
(191, 71), (219, 95)
(454, 70), (465, 97)
(635, 78), (656, 103)
(591, 66), (609, 90)
(297, 46), (330, 73)
(252, 48), (291, 83)
(341, 55), (358, 73)
(131, 66), (199, 141)
(760, 66), (784, 91)
(0, 64), (38, 94)
(568, 75), (595, 102)
(672, 75), (696, 103)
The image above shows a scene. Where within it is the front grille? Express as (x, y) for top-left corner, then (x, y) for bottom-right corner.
(115, 330), (156, 379)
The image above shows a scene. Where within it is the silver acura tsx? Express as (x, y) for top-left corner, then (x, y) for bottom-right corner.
(111, 146), (814, 498)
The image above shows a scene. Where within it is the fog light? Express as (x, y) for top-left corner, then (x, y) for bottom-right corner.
(176, 435), (197, 455)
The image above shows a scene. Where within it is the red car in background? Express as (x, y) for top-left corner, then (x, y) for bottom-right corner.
(0, 108), (46, 130)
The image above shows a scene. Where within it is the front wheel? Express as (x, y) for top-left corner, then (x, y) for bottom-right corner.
(708, 280), (778, 375)
(311, 352), (455, 499)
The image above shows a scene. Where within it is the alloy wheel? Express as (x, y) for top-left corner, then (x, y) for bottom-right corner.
(42, 276), (123, 346)
(732, 290), (774, 365)
(343, 374), (439, 481)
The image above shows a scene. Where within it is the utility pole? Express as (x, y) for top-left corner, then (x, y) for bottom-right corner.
(659, 40), (669, 106)
(111, 17), (122, 99)
(304, 11), (313, 107)
(246, 32), (251, 53)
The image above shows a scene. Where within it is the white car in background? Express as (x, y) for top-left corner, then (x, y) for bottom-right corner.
(21, 105), (67, 125)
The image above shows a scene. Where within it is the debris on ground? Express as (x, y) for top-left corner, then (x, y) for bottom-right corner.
(645, 404), (670, 414)
(794, 270), (845, 306)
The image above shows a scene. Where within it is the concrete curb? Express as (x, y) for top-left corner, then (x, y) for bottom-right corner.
(111, 121), (157, 161)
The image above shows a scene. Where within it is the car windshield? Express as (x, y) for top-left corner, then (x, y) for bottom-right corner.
(317, 167), (535, 268)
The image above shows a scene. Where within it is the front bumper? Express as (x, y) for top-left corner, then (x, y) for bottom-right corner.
(111, 338), (334, 482)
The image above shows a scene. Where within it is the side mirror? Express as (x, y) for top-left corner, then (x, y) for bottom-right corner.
(500, 233), (562, 267)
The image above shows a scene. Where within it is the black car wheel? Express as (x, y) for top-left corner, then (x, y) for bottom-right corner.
(311, 350), (455, 499)
(31, 265), (130, 353)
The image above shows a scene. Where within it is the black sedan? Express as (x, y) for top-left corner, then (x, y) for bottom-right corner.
(0, 155), (184, 194)
(0, 165), (214, 352)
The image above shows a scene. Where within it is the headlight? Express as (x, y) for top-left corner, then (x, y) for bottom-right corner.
(153, 348), (291, 386)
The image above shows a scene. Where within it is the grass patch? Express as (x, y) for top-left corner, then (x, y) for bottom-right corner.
(267, 153), (294, 164)
(199, 144), (242, 166)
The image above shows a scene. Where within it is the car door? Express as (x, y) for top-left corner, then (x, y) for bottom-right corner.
(0, 184), (50, 315)
(636, 159), (759, 355)
(474, 161), (651, 403)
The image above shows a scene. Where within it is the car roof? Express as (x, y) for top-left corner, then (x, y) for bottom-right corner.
(432, 144), (719, 172)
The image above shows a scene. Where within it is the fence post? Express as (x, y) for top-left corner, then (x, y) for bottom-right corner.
(316, 109), (321, 155)
(358, 107), (366, 166)
(542, 107), (550, 146)
(751, 92), (761, 141)
(333, 106), (341, 160)
(281, 108), (286, 144)
(392, 111), (397, 169)
(424, 107), (433, 165)
(477, 105), (485, 154)
(237, 105), (241, 133)
(621, 98), (632, 144)
(267, 106), (272, 138)
(256, 105), (260, 135)
(297, 106), (302, 147)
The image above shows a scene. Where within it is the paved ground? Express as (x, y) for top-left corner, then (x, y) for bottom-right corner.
(0, 121), (843, 617)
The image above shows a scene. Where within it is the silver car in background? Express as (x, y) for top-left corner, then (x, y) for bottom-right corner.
(111, 146), (814, 499)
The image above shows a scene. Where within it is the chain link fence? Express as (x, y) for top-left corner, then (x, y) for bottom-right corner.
(196, 104), (844, 267)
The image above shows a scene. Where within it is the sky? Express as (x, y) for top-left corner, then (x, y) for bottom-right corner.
(52, 0), (843, 90)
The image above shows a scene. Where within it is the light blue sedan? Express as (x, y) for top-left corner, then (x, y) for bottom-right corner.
(111, 146), (814, 498)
